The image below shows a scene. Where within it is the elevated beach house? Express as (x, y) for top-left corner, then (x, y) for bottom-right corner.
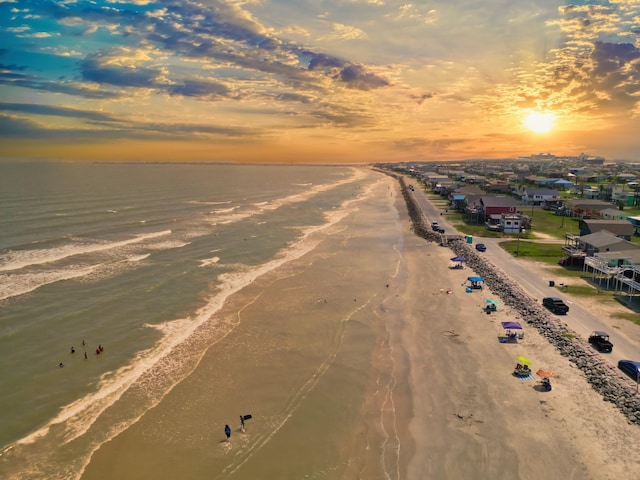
(578, 219), (634, 240)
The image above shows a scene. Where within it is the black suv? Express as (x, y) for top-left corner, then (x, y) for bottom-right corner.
(542, 297), (569, 314)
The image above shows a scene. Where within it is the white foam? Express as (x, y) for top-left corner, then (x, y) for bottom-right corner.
(0, 230), (172, 273)
(0, 267), (98, 301)
(205, 168), (366, 226)
(199, 256), (220, 267)
(6, 167), (381, 479)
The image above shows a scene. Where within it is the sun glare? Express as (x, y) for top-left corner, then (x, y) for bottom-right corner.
(523, 111), (556, 134)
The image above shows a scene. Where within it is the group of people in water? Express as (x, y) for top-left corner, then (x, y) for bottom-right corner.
(59, 341), (104, 367)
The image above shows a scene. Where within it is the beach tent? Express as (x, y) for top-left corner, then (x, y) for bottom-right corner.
(449, 256), (466, 269)
(500, 321), (524, 342)
(468, 276), (483, 283)
(501, 321), (522, 330)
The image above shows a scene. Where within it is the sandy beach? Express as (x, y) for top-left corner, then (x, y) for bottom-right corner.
(79, 174), (640, 479)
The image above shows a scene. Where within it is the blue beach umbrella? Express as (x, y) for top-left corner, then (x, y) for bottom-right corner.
(451, 256), (465, 262)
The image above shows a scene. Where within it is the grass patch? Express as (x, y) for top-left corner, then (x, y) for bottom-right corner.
(561, 332), (577, 339)
(554, 284), (615, 297)
(611, 312), (640, 326)
(547, 267), (591, 278)
(499, 240), (564, 262)
(528, 209), (580, 239)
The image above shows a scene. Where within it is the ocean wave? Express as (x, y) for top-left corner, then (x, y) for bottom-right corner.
(0, 267), (98, 301)
(206, 168), (366, 226)
(0, 230), (172, 273)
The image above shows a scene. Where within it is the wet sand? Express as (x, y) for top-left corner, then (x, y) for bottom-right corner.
(80, 175), (640, 479)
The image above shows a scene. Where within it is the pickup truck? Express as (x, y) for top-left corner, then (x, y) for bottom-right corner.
(542, 297), (569, 314)
(588, 331), (613, 353)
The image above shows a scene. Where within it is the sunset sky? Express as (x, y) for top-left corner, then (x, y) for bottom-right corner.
(1, 0), (640, 163)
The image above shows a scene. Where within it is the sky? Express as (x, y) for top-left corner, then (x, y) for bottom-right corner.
(1, 0), (640, 164)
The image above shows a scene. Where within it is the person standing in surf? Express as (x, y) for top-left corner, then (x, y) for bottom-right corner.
(224, 424), (231, 441)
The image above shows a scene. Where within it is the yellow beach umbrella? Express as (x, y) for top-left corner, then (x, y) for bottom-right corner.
(515, 355), (531, 366)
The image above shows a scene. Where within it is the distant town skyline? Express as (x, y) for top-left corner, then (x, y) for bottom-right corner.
(1, 1), (639, 163)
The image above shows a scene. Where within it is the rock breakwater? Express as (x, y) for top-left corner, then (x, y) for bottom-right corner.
(398, 176), (640, 425)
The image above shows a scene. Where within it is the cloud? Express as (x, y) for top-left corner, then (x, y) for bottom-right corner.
(80, 49), (166, 88)
(0, 102), (123, 123)
(167, 78), (232, 99)
(339, 64), (389, 90)
(306, 52), (389, 90)
(0, 69), (121, 99)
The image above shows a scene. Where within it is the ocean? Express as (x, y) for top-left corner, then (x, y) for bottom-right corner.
(0, 160), (387, 479)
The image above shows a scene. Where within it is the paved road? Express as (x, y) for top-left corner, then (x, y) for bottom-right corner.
(404, 180), (640, 369)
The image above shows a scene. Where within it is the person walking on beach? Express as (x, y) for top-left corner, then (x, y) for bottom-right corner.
(224, 424), (231, 441)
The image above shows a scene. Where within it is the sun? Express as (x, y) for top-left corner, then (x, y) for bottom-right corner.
(523, 111), (556, 134)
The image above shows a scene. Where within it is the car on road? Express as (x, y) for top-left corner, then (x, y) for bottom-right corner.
(475, 243), (487, 252)
(542, 297), (569, 314)
(618, 359), (640, 381)
(588, 331), (613, 353)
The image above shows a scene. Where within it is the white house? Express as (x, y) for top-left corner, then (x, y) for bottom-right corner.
(500, 214), (522, 233)
(522, 188), (559, 205)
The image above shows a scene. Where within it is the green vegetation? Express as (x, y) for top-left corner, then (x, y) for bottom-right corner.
(499, 240), (564, 263)
(611, 312), (640, 327)
(553, 284), (613, 296)
(528, 209), (580, 239)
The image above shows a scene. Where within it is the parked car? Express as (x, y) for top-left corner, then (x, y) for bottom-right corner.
(542, 297), (569, 314)
(431, 221), (439, 231)
(435, 227), (445, 234)
(588, 331), (613, 353)
(475, 243), (487, 252)
(618, 360), (640, 381)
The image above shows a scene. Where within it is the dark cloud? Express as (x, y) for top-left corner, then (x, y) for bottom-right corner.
(0, 69), (120, 99)
(591, 42), (640, 77)
(0, 112), (260, 141)
(412, 93), (434, 105)
(306, 52), (389, 90)
(339, 64), (389, 90)
(274, 92), (314, 104)
(80, 52), (164, 88)
(0, 115), (43, 137)
(167, 79), (232, 99)
(307, 53), (346, 71)
(0, 102), (123, 123)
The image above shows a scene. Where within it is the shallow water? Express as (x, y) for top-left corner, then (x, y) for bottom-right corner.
(0, 160), (385, 479)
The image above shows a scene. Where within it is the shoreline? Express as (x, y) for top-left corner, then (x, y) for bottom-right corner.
(75, 171), (640, 479)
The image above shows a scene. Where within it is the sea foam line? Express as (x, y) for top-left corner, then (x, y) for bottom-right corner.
(207, 168), (367, 225)
(0, 230), (172, 273)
